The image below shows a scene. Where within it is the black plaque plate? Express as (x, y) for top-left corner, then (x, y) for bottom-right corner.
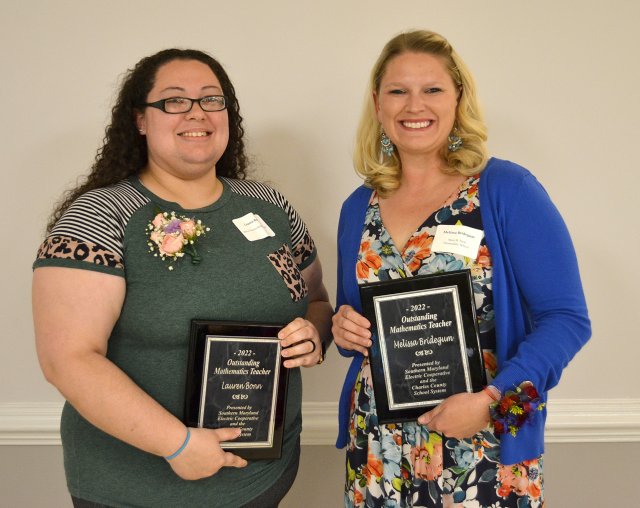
(184, 320), (288, 460)
(360, 270), (485, 424)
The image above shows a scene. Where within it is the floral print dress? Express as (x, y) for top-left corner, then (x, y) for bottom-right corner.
(346, 176), (544, 508)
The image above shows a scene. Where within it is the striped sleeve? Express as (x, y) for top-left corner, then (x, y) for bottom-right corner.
(34, 180), (149, 274)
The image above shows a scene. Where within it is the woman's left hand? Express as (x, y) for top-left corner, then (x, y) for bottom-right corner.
(278, 317), (323, 368)
(417, 391), (493, 439)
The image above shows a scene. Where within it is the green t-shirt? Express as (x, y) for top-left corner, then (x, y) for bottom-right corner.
(34, 177), (317, 507)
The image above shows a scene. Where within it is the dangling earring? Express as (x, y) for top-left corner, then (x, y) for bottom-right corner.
(380, 130), (395, 157)
(448, 125), (463, 152)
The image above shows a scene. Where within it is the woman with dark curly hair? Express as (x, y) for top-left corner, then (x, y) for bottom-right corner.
(46, 49), (249, 232)
(33, 49), (332, 508)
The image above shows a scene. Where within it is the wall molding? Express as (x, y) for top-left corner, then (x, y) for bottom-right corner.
(1, 399), (639, 446)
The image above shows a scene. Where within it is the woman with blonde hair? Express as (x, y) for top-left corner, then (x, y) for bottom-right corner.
(332, 30), (590, 507)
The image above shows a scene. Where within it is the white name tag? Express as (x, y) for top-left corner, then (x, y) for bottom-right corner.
(232, 213), (275, 241)
(432, 224), (484, 259)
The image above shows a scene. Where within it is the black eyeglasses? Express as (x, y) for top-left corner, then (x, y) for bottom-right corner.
(141, 95), (227, 114)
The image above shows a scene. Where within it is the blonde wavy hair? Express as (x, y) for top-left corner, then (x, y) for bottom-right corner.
(354, 30), (488, 196)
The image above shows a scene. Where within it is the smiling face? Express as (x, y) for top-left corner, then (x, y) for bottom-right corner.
(374, 51), (460, 164)
(136, 59), (229, 180)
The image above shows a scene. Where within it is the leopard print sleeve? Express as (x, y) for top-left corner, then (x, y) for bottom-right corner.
(291, 228), (316, 269)
(33, 180), (149, 275)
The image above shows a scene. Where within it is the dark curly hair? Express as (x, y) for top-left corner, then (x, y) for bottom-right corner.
(47, 48), (248, 232)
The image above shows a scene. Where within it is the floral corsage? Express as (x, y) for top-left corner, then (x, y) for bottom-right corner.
(147, 211), (210, 270)
(489, 381), (546, 437)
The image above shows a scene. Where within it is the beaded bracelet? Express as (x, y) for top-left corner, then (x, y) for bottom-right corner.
(489, 381), (545, 437)
(164, 428), (191, 461)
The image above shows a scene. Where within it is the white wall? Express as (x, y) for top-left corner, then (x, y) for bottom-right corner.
(2, 0), (639, 502)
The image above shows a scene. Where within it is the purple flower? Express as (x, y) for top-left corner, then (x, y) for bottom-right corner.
(164, 219), (182, 234)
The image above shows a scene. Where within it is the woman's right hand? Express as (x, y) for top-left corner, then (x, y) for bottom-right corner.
(168, 427), (247, 480)
(332, 305), (372, 356)
(34, 267), (247, 481)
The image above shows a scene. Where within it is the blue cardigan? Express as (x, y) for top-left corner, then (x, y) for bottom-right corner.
(334, 157), (591, 465)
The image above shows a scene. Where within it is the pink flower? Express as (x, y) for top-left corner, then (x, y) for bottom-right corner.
(511, 473), (530, 496)
(476, 245), (492, 267)
(147, 210), (209, 268)
(160, 234), (184, 255)
(497, 463), (532, 497)
(152, 213), (165, 228)
(179, 219), (196, 238)
(412, 442), (443, 481)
